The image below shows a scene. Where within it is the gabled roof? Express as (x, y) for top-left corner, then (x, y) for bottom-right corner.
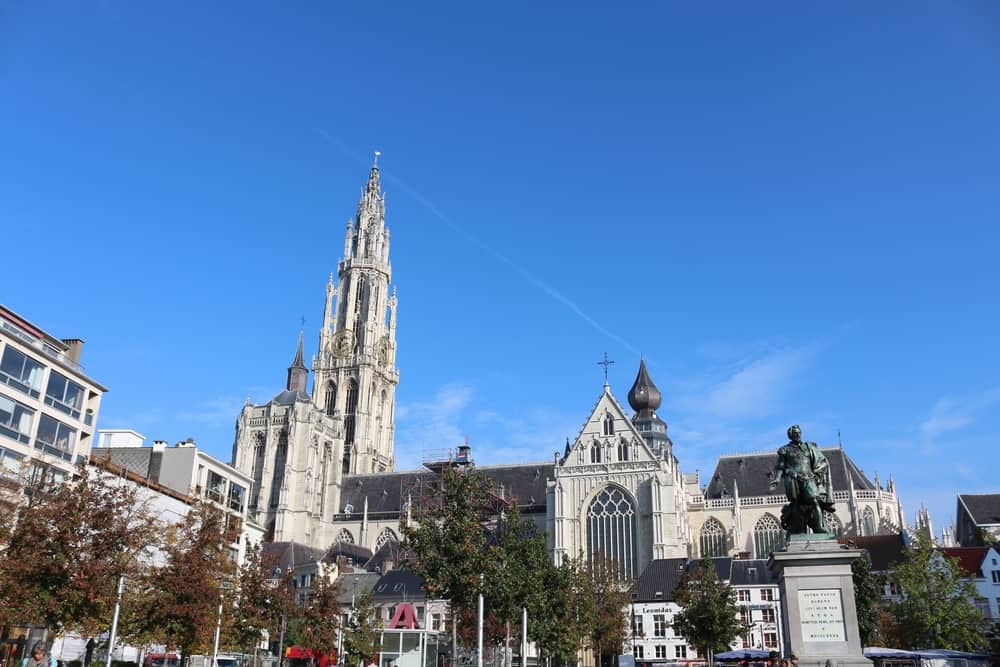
(958, 493), (1000, 525)
(728, 559), (776, 586)
(372, 569), (426, 601)
(325, 541), (374, 564)
(838, 534), (906, 572)
(261, 541), (326, 574)
(338, 462), (554, 519)
(635, 558), (689, 602)
(704, 447), (875, 499)
(937, 547), (989, 578)
(689, 557), (732, 583)
(335, 571), (380, 604)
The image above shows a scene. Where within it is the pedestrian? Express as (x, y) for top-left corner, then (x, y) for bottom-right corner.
(23, 643), (52, 667)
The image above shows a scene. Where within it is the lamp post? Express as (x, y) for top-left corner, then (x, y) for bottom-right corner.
(107, 576), (126, 665)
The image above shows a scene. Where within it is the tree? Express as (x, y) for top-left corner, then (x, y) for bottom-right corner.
(342, 588), (380, 667)
(671, 558), (746, 666)
(401, 466), (494, 645)
(579, 554), (631, 667)
(852, 555), (884, 647)
(228, 544), (296, 664)
(293, 572), (342, 667)
(132, 502), (235, 662)
(0, 465), (160, 637)
(887, 533), (987, 651)
(532, 558), (594, 664)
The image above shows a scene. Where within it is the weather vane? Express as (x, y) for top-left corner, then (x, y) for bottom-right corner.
(597, 352), (615, 384)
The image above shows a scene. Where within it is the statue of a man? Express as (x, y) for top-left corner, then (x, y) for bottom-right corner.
(769, 424), (836, 534)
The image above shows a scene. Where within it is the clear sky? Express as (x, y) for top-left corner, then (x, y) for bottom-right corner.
(3, 2), (999, 535)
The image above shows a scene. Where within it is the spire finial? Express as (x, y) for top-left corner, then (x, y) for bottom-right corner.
(373, 150), (381, 168)
(597, 352), (615, 385)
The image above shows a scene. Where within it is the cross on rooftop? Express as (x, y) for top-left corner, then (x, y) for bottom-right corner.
(597, 352), (615, 384)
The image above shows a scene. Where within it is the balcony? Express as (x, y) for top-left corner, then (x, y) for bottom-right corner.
(1, 321), (85, 374)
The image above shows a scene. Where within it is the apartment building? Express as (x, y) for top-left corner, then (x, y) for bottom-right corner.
(0, 304), (107, 490)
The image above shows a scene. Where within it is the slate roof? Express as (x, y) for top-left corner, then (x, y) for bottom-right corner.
(270, 389), (310, 405)
(728, 559), (776, 586)
(838, 534), (906, 572)
(704, 447), (875, 499)
(372, 569), (426, 602)
(689, 557), (732, 583)
(337, 463), (555, 519)
(262, 541), (326, 574)
(634, 558), (689, 602)
(958, 493), (1000, 525)
(92, 447), (154, 478)
(366, 538), (403, 573)
(938, 547), (988, 578)
(335, 572), (381, 605)
(325, 541), (374, 565)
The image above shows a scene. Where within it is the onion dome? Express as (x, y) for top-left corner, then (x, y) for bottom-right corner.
(627, 358), (662, 419)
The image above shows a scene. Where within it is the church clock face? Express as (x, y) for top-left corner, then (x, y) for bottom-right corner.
(333, 329), (355, 358)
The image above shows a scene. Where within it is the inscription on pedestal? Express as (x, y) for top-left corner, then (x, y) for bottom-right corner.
(797, 589), (846, 642)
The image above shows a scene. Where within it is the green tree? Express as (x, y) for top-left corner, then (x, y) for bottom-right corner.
(294, 573), (342, 667)
(228, 544), (296, 664)
(0, 465), (159, 637)
(887, 533), (987, 651)
(131, 502), (235, 663)
(852, 555), (885, 647)
(671, 558), (746, 666)
(401, 467), (493, 636)
(533, 558), (594, 663)
(582, 554), (631, 667)
(342, 588), (380, 667)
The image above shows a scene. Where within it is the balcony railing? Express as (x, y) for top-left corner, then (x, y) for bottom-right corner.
(2, 321), (86, 374)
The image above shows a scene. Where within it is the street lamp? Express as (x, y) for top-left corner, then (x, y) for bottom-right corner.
(213, 581), (233, 667)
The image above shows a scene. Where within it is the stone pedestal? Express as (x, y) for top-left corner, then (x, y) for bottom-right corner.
(769, 536), (872, 667)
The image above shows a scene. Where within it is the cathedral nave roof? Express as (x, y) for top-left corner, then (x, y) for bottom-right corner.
(703, 447), (875, 499)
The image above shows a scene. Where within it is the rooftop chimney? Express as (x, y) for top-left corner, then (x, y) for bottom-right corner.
(61, 338), (84, 363)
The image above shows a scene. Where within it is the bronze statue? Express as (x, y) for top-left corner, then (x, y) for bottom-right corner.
(770, 425), (836, 534)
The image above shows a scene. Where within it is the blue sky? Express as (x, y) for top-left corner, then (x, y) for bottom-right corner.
(3, 2), (999, 534)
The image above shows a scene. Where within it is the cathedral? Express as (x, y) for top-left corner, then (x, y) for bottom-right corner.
(231, 159), (905, 575)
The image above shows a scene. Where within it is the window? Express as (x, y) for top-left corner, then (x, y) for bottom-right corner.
(336, 528), (355, 544)
(862, 507), (876, 536)
(635, 646), (644, 659)
(324, 382), (337, 416)
(618, 438), (630, 461)
(345, 380), (358, 444)
(0, 446), (25, 479)
(0, 393), (34, 444)
(760, 588), (775, 601)
(632, 615), (644, 637)
(45, 371), (84, 419)
(590, 442), (602, 463)
(0, 347), (44, 398)
(824, 511), (843, 536)
(700, 518), (727, 558)
(375, 527), (397, 553)
(675, 646), (687, 659)
(762, 608), (776, 624)
(739, 609), (750, 625)
(764, 633), (778, 648)
(654, 646), (666, 660)
(207, 470), (226, 503)
(603, 413), (614, 436)
(431, 614), (441, 631)
(228, 482), (246, 512)
(653, 614), (667, 637)
(228, 547), (239, 563)
(587, 485), (637, 579)
(29, 461), (66, 487)
(737, 589), (750, 602)
(992, 571), (1000, 584)
(753, 514), (784, 559)
(35, 413), (75, 460)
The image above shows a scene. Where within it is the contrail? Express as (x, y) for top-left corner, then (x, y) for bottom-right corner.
(317, 130), (639, 355)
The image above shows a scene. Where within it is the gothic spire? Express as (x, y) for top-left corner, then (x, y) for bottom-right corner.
(286, 331), (308, 394)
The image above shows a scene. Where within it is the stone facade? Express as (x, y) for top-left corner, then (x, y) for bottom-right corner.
(230, 161), (905, 572)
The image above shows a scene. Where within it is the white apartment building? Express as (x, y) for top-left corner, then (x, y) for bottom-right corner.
(93, 430), (264, 564)
(0, 304), (107, 490)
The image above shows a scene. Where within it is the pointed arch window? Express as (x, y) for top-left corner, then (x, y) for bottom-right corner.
(354, 277), (366, 317)
(753, 514), (784, 559)
(590, 442), (602, 464)
(603, 413), (615, 436)
(824, 511), (843, 536)
(700, 518), (727, 558)
(335, 528), (355, 544)
(862, 507), (876, 536)
(345, 380), (359, 446)
(324, 381), (337, 416)
(375, 527), (398, 553)
(586, 485), (637, 580)
(617, 438), (630, 462)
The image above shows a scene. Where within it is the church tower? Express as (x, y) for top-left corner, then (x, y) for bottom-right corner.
(313, 153), (399, 475)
